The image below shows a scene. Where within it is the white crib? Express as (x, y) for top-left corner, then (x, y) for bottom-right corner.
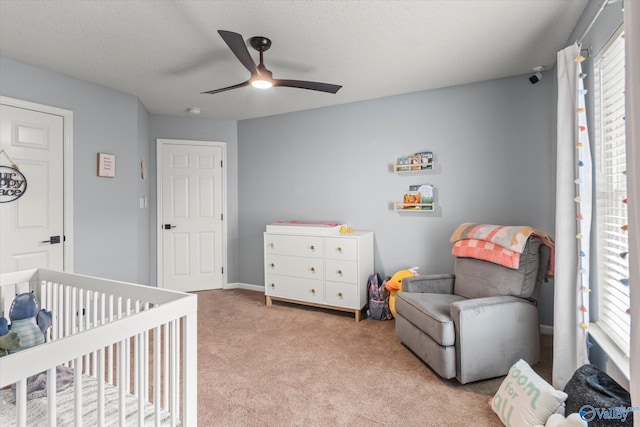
(0, 269), (197, 426)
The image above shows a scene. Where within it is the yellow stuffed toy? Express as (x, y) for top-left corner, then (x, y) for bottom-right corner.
(384, 267), (419, 317)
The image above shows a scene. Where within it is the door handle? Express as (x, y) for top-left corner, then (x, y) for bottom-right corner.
(163, 224), (176, 230)
(41, 235), (61, 244)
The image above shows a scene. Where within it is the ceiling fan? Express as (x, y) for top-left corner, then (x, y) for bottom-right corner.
(202, 30), (342, 95)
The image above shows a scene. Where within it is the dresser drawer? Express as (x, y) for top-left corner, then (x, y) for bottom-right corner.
(265, 275), (325, 303)
(325, 259), (357, 284)
(325, 238), (357, 261)
(265, 254), (324, 280)
(264, 234), (324, 258)
(325, 281), (358, 308)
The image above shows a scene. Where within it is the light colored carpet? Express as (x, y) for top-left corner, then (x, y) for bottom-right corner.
(195, 289), (552, 426)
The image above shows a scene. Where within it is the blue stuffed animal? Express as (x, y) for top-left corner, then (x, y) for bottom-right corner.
(0, 317), (20, 357)
(0, 292), (52, 355)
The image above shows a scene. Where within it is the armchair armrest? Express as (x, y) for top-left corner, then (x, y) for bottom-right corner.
(449, 296), (540, 384)
(402, 274), (455, 294)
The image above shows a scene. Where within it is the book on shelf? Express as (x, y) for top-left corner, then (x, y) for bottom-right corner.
(402, 184), (434, 210)
(396, 156), (411, 171)
(415, 151), (433, 170)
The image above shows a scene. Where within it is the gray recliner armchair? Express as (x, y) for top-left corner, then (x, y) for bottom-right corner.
(394, 236), (550, 384)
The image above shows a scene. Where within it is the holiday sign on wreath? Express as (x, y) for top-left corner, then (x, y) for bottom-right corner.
(0, 149), (27, 203)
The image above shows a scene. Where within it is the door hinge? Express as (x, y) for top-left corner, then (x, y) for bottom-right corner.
(221, 267), (224, 274)
(221, 213), (223, 220)
(220, 160), (223, 167)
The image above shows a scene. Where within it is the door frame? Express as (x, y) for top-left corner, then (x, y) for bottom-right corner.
(0, 95), (74, 272)
(156, 138), (227, 290)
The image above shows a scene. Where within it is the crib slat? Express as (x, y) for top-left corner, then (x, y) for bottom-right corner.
(183, 312), (198, 427)
(50, 283), (60, 340)
(144, 302), (150, 404)
(16, 378), (27, 427)
(118, 339), (126, 426)
(83, 289), (89, 374)
(163, 322), (169, 410)
(138, 331), (145, 426)
(125, 298), (131, 394)
(47, 366), (56, 427)
(99, 292), (107, 388)
(154, 325), (161, 426)
(64, 285), (71, 340)
(144, 328), (149, 402)
(107, 294), (114, 385)
(170, 319), (178, 427)
(98, 348), (105, 426)
(58, 283), (64, 341)
(133, 300), (140, 397)
(74, 357), (83, 427)
(91, 291), (98, 376)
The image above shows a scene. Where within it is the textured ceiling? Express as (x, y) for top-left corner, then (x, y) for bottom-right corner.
(0, 0), (588, 120)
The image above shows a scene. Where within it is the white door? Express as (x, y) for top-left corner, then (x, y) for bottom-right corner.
(157, 139), (225, 292)
(0, 104), (64, 273)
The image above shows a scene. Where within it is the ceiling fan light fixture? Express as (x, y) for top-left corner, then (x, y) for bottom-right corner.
(250, 78), (273, 89)
(204, 30), (342, 95)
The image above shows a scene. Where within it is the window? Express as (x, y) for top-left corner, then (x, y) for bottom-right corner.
(593, 30), (630, 356)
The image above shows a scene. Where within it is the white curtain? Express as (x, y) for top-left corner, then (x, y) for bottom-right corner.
(624, 2), (640, 425)
(553, 43), (592, 390)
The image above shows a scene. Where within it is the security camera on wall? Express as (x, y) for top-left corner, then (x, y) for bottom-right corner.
(529, 66), (545, 84)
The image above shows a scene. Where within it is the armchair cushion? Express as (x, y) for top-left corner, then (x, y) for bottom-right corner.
(395, 292), (466, 346)
(454, 237), (542, 299)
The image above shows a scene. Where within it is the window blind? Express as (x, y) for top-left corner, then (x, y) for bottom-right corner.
(594, 30), (630, 356)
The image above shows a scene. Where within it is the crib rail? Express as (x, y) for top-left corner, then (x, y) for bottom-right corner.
(0, 269), (197, 427)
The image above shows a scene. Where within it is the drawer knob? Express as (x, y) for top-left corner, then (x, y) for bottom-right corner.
(337, 247), (343, 253)
(338, 270), (343, 275)
(338, 292), (343, 297)
(310, 245), (315, 251)
(271, 283), (275, 288)
(271, 263), (275, 268)
(270, 242), (275, 248)
(311, 288), (316, 294)
(310, 267), (315, 272)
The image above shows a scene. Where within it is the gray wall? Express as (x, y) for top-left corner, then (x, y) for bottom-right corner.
(148, 115), (239, 285)
(0, 56), (151, 284)
(237, 73), (557, 325)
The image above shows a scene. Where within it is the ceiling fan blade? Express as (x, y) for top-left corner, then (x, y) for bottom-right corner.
(273, 79), (342, 94)
(218, 30), (257, 75)
(202, 80), (250, 95)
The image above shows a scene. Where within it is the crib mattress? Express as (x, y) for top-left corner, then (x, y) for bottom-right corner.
(0, 374), (178, 426)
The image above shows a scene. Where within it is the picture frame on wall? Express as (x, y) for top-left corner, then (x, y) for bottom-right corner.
(97, 152), (116, 178)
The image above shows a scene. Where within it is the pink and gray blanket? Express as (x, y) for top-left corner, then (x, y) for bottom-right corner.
(450, 223), (555, 277)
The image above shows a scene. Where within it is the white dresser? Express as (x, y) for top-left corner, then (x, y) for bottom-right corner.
(264, 230), (374, 321)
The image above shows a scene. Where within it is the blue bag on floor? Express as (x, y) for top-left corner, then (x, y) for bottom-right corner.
(366, 273), (393, 320)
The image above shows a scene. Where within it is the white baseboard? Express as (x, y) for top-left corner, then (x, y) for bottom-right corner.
(226, 282), (263, 292)
(539, 324), (554, 335)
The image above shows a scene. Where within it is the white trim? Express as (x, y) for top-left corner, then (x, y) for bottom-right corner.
(588, 323), (631, 382)
(156, 138), (227, 290)
(0, 96), (74, 272)
(225, 283), (263, 292)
